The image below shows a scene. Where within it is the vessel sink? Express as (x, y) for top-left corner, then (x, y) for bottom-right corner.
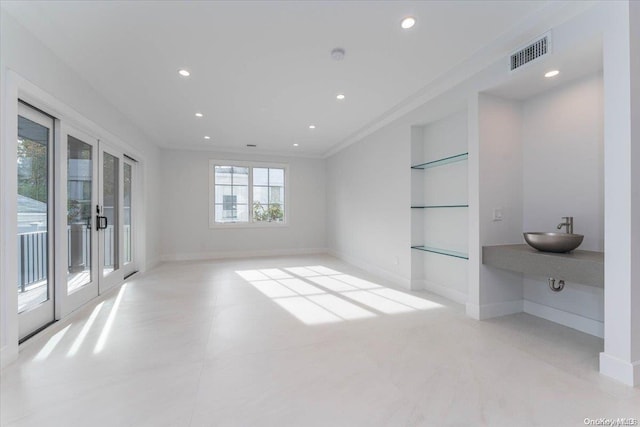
(523, 232), (584, 253)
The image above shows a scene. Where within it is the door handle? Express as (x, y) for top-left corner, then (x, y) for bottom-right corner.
(96, 215), (108, 230)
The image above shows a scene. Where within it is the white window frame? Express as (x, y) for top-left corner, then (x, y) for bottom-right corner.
(208, 159), (289, 228)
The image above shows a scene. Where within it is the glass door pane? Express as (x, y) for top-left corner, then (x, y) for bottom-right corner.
(17, 115), (51, 313)
(67, 136), (93, 293)
(123, 162), (132, 264)
(17, 103), (56, 341)
(102, 152), (119, 276)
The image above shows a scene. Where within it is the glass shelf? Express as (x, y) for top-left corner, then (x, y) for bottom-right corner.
(411, 152), (468, 169)
(411, 245), (468, 260)
(411, 204), (468, 209)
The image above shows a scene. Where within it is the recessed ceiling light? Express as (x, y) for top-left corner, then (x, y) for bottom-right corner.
(401, 16), (416, 29)
(293, 143), (299, 147)
(308, 125), (316, 129)
(204, 136), (211, 140)
(195, 112), (203, 118)
(178, 69), (190, 77)
(331, 48), (345, 61)
(336, 94), (345, 100)
(545, 70), (560, 78)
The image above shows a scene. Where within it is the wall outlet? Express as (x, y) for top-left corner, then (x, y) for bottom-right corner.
(493, 208), (503, 221)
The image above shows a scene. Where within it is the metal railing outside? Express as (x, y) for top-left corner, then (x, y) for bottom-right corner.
(17, 225), (130, 292)
(17, 231), (48, 292)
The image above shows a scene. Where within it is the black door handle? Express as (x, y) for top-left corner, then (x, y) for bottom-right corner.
(96, 215), (108, 230)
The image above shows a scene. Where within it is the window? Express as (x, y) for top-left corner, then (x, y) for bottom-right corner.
(209, 160), (288, 226)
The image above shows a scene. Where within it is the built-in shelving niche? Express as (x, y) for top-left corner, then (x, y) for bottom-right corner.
(410, 110), (469, 296)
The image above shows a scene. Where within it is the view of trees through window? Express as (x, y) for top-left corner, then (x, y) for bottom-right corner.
(252, 167), (284, 222)
(18, 135), (48, 206)
(67, 136), (92, 225)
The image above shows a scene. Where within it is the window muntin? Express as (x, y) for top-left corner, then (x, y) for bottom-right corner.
(210, 161), (287, 226)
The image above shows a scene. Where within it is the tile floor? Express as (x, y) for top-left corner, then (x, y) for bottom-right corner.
(1, 255), (639, 426)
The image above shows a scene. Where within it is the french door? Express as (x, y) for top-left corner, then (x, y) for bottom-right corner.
(61, 134), (137, 312)
(60, 125), (100, 317)
(122, 156), (137, 279)
(17, 106), (138, 340)
(98, 143), (125, 291)
(17, 104), (55, 340)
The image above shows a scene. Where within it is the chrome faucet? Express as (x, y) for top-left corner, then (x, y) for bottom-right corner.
(557, 216), (573, 234)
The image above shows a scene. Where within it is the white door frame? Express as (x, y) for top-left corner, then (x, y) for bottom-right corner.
(56, 123), (100, 318)
(98, 142), (125, 293)
(16, 103), (56, 340)
(121, 156), (139, 279)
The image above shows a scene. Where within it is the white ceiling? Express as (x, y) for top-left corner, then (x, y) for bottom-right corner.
(485, 36), (603, 101)
(3, 1), (561, 156)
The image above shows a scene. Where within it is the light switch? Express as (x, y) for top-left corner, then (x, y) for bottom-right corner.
(493, 208), (503, 221)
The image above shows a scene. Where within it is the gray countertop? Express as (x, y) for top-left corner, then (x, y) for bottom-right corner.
(482, 244), (604, 288)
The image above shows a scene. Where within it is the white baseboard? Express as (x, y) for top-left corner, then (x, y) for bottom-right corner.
(160, 247), (328, 262)
(412, 279), (468, 305)
(523, 300), (604, 338)
(599, 352), (640, 387)
(328, 249), (411, 289)
(466, 300), (523, 320)
(0, 343), (18, 370)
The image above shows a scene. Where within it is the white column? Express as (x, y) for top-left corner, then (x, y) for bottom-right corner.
(600, 0), (640, 386)
(466, 93), (524, 320)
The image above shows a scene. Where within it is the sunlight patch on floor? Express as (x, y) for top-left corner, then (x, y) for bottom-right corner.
(277, 278), (325, 296)
(283, 267), (322, 277)
(332, 274), (381, 290)
(274, 297), (343, 325)
(236, 266), (442, 325)
(236, 270), (271, 282)
(370, 288), (442, 310)
(67, 302), (104, 357)
(34, 325), (71, 361)
(258, 268), (293, 280)
(307, 276), (357, 292)
(94, 284), (128, 354)
(250, 280), (298, 298)
(307, 294), (375, 320)
(340, 291), (415, 314)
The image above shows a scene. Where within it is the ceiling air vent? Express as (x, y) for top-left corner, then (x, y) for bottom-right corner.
(509, 32), (552, 72)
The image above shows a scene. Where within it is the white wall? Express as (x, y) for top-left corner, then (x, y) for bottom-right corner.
(326, 123), (412, 288)
(159, 149), (326, 260)
(522, 73), (604, 250)
(0, 10), (161, 367)
(326, 59), (484, 292)
(468, 93), (524, 320)
(521, 73), (604, 337)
